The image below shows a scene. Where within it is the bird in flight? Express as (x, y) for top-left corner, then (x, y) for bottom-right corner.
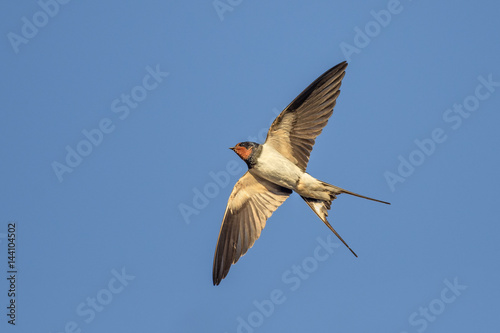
(213, 61), (390, 285)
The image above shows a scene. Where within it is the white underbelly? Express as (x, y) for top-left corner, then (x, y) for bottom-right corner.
(250, 144), (303, 189)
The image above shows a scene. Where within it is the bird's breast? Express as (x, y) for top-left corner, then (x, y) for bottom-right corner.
(250, 144), (303, 190)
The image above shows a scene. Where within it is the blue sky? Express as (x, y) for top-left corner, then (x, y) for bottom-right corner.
(1, 1), (499, 332)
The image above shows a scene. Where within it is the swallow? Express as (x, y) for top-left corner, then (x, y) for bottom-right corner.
(213, 61), (390, 285)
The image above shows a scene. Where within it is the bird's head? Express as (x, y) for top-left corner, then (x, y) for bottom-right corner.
(229, 142), (260, 162)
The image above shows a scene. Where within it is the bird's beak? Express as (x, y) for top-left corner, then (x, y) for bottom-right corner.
(229, 147), (235, 151)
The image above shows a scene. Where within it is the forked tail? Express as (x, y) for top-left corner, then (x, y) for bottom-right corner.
(301, 181), (390, 257)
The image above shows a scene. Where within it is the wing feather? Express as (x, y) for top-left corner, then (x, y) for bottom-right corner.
(265, 62), (348, 170)
(213, 171), (292, 285)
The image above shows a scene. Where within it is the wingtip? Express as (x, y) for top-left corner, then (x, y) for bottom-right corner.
(333, 61), (348, 71)
(212, 274), (222, 286)
(338, 60), (348, 69)
(213, 266), (226, 286)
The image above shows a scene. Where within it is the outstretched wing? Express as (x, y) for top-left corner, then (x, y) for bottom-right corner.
(265, 62), (348, 171)
(213, 171), (291, 285)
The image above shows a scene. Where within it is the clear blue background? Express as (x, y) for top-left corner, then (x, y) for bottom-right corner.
(1, 1), (499, 332)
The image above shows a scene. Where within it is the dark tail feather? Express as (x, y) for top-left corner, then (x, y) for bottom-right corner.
(301, 196), (358, 257)
(322, 181), (390, 205)
(339, 188), (390, 205)
(301, 182), (389, 257)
